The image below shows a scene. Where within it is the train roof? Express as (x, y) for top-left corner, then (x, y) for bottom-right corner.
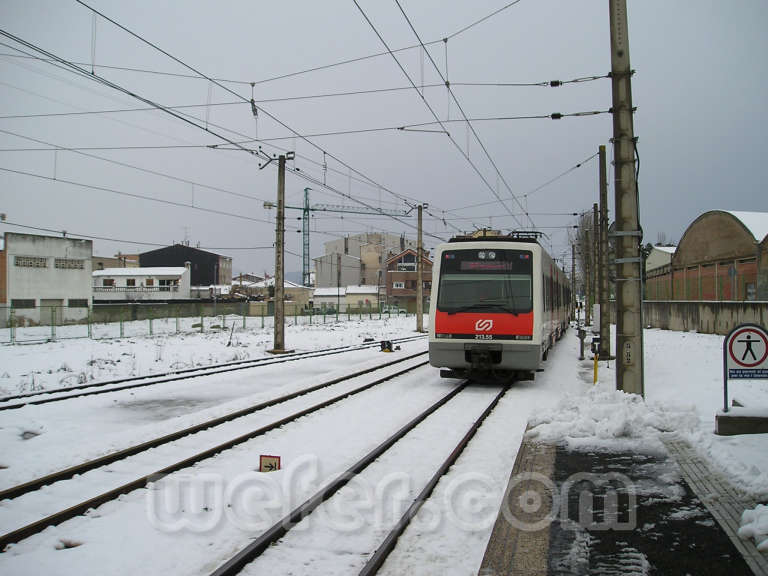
(447, 231), (544, 244)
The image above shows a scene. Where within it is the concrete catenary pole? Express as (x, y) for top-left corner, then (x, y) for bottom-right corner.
(272, 154), (287, 352)
(599, 145), (611, 357)
(416, 205), (424, 332)
(609, 0), (644, 395)
(585, 228), (591, 326)
(593, 203), (599, 329)
(571, 243), (577, 322)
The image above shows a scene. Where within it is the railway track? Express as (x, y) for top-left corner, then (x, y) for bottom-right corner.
(0, 334), (427, 410)
(0, 353), (429, 550)
(208, 382), (510, 576)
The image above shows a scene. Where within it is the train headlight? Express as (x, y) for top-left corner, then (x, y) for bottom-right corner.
(478, 251), (486, 259)
(488, 251), (496, 259)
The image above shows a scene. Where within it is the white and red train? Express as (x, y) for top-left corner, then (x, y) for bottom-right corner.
(428, 233), (571, 381)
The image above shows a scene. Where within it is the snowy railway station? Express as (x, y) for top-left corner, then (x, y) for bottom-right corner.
(0, 314), (766, 575)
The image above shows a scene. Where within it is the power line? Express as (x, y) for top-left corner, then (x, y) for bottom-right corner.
(0, 75), (609, 120)
(2, 0), (520, 88)
(0, 109), (609, 153)
(0, 28), (269, 165)
(0, 165), (274, 225)
(447, 151), (600, 211)
(0, 128), (271, 205)
(0, 220), (274, 250)
(353, 0), (524, 229)
(73, 1), (434, 218)
(446, 0), (523, 40)
(393, 0), (534, 229)
(0, 29), (423, 226)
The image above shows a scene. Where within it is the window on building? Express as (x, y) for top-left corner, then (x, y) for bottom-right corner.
(146, 278), (154, 287)
(126, 279), (136, 287)
(68, 299), (89, 308)
(393, 281), (405, 289)
(102, 279), (115, 287)
(11, 299), (35, 309)
(15, 256), (47, 268)
(424, 281), (431, 290)
(55, 258), (84, 269)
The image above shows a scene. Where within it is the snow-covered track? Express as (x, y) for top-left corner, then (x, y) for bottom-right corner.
(0, 355), (428, 551)
(208, 383), (510, 576)
(0, 334), (427, 410)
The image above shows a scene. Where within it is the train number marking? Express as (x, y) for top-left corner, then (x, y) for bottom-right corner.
(475, 319), (494, 331)
(475, 334), (494, 340)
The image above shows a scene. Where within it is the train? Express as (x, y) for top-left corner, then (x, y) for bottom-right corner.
(428, 232), (571, 381)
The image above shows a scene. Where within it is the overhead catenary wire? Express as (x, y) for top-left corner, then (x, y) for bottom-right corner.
(71, 1), (466, 234)
(0, 165), (275, 225)
(0, 128), (272, 205)
(2, 0), (522, 88)
(0, 75), (609, 120)
(0, 28), (425, 227)
(0, 109), (609, 153)
(0, 220), (274, 250)
(393, 0), (535, 230)
(352, 0), (524, 229)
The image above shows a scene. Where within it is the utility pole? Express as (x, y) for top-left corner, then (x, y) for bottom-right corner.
(593, 203), (599, 329)
(609, 0), (643, 395)
(571, 243), (577, 322)
(302, 188), (311, 287)
(272, 154), (287, 353)
(585, 228), (591, 326)
(336, 252), (342, 315)
(416, 204), (425, 332)
(263, 151), (293, 354)
(599, 145), (611, 358)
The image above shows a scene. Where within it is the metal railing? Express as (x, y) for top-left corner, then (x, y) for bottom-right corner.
(93, 286), (179, 293)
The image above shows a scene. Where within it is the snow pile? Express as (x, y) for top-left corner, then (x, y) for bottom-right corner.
(738, 504), (768, 553)
(527, 382), (699, 451)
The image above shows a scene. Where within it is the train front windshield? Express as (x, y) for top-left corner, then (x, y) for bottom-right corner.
(436, 249), (533, 314)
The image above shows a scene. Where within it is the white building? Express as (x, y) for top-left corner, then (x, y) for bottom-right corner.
(312, 287), (346, 311)
(1, 232), (93, 324)
(345, 285), (380, 310)
(93, 266), (191, 301)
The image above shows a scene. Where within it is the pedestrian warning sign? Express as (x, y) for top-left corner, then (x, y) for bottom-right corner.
(725, 324), (768, 379)
(722, 323), (768, 413)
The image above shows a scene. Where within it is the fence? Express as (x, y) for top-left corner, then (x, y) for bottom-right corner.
(0, 302), (410, 345)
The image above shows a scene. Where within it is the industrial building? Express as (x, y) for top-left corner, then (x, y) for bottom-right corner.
(645, 210), (768, 301)
(139, 244), (232, 287)
(92, 265), (191, 302)
(0, 232), (93, 324)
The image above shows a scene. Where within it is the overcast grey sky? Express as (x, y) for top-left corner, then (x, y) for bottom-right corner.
(1, 1), (766, 277)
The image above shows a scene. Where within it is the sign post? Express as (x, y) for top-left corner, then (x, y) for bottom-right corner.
(723, 323), (768, 412)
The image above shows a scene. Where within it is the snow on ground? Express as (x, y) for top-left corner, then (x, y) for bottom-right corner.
(0, 315), (417, 397)
(1, 317), (767, 573)
(739, 504), (768, 552)
(528, 326), (768, 502)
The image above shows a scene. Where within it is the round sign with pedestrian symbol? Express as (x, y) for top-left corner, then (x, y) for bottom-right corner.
(722, 324), (768, 413)
(727, 326), (768, 369)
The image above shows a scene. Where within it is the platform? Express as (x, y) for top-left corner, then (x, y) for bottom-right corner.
(479, 434), (768, 575)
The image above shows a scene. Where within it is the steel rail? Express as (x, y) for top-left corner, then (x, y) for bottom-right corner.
(207, 381), (471, 576)
(358, 384), (510, 575)
(0, 359), (428, 551)
(0, 334), (427, 410)
(0, 351), (426, 503)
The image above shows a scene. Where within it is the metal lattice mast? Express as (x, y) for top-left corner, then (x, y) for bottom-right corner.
(303, 187), (310, 287)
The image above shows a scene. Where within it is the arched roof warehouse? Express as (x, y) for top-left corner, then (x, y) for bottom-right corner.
(670, 210), (768, 301)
